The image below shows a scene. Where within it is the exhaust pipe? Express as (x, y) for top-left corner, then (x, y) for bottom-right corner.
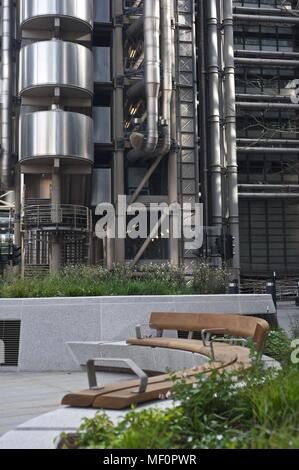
(128, 0), (161, 161)
(157, 0), (172, 158)
(128, 0), (173, 163)
(1, 0), (13, 192)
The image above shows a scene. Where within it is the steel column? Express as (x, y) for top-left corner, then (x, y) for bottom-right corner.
(1, 0), (13, 192)
(223, 0), (240, 275)
(112, 0), (126, 266)
(207, 0), (222, 237)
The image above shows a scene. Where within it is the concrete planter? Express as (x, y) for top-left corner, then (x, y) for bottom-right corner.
(0, 294), (276, 372)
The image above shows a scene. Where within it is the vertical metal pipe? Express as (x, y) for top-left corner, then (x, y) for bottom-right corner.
(143, 0), (160, 153)
(128, 0), (161, 160)
(198, 0), (209, 228)
(223, 0), (240, 275)
(161, 0), (172, 150)
(51, 161), (62, 274)
(207, 0), (222, 236)
(14, 164), (22, 254)
(112, 0), (125, 266)
(168, 0), (179, 266)
(1, 0), (13, 192)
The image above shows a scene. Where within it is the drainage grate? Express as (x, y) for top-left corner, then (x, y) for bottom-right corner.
(0, 321), (21, 366)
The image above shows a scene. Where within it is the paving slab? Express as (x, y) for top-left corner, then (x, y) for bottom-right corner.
(0, 371), (131, 437)
(0, 401), (173, 449)
(277, 302), (299, 336)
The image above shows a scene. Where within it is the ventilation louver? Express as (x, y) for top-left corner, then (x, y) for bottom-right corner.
(0, 321), (21, 366)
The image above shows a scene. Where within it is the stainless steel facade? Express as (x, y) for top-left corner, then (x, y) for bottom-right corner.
(20, 110), (94, 164)
(1, 0), (299, 280)
(19, 41), (94, 98)
(19, 0), (93, 32)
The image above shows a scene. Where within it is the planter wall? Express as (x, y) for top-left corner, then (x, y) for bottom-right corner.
(0, 294), (276, 371)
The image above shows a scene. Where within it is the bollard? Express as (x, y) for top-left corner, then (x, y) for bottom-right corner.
(229, 279), (239, 295)
(295, 282), (299, 307)
(266, 280), (277, 309)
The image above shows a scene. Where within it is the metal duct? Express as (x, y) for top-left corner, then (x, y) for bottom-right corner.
(233, 6), (298, 16)
(142, 0), (173, 161)
(160, 0), (172, 156)
(238, 147), (299, 154)
(239, 193), (299, 199)
(207, 0), (222, 232)
(128, 0), (173, 201)
(1, 0), (13, 192)
(126, 16), (143, 39)
(239, 184), (299, 190)
(223, 0), (240, 273)
(127, 80), (145, 101)
(236, 94), (292, 102)
(235, 49), (299, 59)
(128, 0), (161, 161)
(236, 102), (299, 110)
(234, 13), (299, 24)
(235, 57), (299, 67)
(237, 138), (299, 145)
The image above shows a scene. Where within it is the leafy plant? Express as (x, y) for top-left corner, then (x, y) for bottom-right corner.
(0, 263), (228, 298)
(264, 328), (292, 366)
(191, 261), (229, 294)
(61, 365), (299, 450)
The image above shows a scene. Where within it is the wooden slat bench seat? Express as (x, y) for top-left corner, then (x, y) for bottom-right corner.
(127, 337), (251, 363)
(134, 312), (269, 353)
(62, 312), (269, 410)
(62, 358), (245, 410)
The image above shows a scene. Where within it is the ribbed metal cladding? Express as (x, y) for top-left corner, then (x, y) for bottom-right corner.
(18, 40), (94, 98)
(0, 321), (21, 367)
(19, 0), (93, 32)
(20, 110), (94, 164)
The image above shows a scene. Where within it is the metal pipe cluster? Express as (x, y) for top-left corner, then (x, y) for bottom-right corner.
(127, 0), (173, 162)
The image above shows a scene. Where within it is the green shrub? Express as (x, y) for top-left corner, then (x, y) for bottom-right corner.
(191, 261), (229, 294)
(264, 329), (293, 366)
(0, 262), (228, 298)
(60, 408), (185, 450)
(63, 366), (299, 449)
(61, 365), (299, 450)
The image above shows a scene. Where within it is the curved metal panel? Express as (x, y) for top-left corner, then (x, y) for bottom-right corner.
(19, 0), (93, 32)
(19, 41), (93, 98)
(20, 110), (94, 164)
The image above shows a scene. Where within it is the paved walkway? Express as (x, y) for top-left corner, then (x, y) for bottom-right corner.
(0, 371), (130, 437)
(277, 301), (299, 336)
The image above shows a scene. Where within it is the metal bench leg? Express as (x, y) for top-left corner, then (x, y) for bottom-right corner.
(86, 358), (148, 394)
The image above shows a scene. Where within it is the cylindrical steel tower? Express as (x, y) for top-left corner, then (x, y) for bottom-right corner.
(18, 0), (94, 275)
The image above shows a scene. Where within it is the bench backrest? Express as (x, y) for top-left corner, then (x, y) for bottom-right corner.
(149, 312), (270, 352)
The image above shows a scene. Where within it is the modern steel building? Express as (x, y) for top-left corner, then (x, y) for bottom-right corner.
(0, 0), (299, 279)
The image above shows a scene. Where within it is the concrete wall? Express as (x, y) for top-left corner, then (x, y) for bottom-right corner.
(0, 295), (276, 372)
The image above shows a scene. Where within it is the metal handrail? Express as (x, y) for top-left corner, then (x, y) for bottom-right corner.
(23, 204), (90, 231)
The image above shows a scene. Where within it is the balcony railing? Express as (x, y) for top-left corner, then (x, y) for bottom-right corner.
(23, 205), (91, 232)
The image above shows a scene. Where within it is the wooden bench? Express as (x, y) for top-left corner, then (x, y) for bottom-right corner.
(62, 312), (269, 410)
(128, 312), (269, 355)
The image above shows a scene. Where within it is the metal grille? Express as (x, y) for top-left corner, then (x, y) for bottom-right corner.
(176, 0), (199, 263)
(0, 321), (21, 367)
